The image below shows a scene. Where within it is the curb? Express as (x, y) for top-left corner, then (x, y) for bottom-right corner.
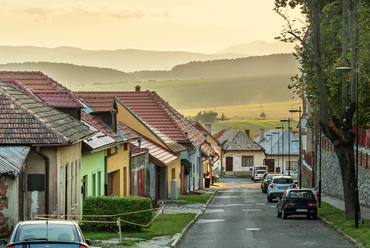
(319, 216), (365, 248)
(170, 183), (223, 247)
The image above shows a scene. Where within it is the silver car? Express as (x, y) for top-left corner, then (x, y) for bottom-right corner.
(267, 176), (296, 202)
(253, 170), (267, 182)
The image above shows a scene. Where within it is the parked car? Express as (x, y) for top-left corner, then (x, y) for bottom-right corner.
(253, 170), (267, 182)
(261, 174), (283, 193)
(284, 170), (298, 180)
(0, 220), (91, 247)
(251, 165), (267, 181)
(267, 176), (296, 202)
(277, 189), (317, 219)
(260, 173), (269, 189)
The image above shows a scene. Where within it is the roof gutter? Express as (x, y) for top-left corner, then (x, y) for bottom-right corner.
(178, 141), (197, 155)
(36, 147), (49, 215)
(129, 136), (142, 195)
(104, 144), (119, 196)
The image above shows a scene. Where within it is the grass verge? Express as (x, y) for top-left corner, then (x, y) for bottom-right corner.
(84, 213), (196, 247)
(319, 202), (370, 247)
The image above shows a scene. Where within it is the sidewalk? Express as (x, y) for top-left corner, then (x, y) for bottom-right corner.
(321, 192), (370, 220)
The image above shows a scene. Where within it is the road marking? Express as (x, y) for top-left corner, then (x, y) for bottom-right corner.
(242, 209), (262, 212)
(197, 219), (225, 224)
(256, 203), (265, 206)
(246, 228), (260, 231)
(214, 196), (239, 198)
(205, 209), (224, 213)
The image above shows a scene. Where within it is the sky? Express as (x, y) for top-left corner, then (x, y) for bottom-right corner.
(0, 0), (301, 53)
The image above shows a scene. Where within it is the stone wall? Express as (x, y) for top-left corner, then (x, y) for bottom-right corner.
(316, 139), (370, 207)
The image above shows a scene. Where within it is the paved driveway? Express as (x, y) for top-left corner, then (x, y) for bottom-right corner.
(178, 177), (355, 248)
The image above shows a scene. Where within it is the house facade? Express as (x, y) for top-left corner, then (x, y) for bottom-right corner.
(215, 129), (265, 176)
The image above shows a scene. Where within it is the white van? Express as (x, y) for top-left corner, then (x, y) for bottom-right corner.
(251, 165), (268, 181)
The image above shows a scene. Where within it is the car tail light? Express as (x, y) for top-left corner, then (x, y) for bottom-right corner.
(308, 203), (317, 206)
(80, 246), (88, 248)
(7, 246), (14, 248)
(290, 184), (297, 188)
(255, 174), (258, 177)
(270, 184), (276, 188)
(286, 202), (295, 206)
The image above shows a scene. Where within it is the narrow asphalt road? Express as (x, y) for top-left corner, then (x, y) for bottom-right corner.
(177, 177), (356, 248)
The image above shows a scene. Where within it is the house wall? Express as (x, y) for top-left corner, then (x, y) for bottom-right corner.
(223, 150), (265, 175)
(106, 145), (130, 197)
(166, 159), (181, 198)
(57, 143), (83, 218)
(25, 147), (57, 220)
(181, 149), (201, 191)
(131, 152), (149, 196)
(212, 146), (222, 174)
(269, 155), (300, 174)
(81, 150), (105, 212)
(2, 176), (17, 232)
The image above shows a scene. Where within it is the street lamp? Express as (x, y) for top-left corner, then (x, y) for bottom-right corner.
(275, 125), (284, 174)
(281, 119), (291, 175)
(336, 65), (360, 228)
(290, 107), (302, 189)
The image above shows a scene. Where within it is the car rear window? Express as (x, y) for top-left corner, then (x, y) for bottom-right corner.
(257, 171), (265, 174)
(15, 224), (79, 242)
(289, 191), (315, 198)
(272, 178), (293, 184)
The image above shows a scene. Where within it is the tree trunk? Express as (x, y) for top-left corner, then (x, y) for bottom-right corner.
(334, 139), (356, 219)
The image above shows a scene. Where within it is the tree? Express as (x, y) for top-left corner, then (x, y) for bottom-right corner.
(260, 112), (266, 119)
(196, 110), (218, 123)
(274, 0), (365, 220)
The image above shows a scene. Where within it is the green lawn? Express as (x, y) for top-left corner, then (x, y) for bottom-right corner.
(319, 202), (370, 247)
(178, 195), (211, 203)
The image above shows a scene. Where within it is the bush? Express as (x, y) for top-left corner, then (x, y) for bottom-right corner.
(82, 196), (153, 232)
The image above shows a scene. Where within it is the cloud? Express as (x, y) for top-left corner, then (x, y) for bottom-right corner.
(24, 3), (173, 20)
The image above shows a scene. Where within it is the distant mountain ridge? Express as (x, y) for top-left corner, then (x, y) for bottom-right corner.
(0, 53), (299, 86)
(0, 42), (296, 72)
(216, 40), (297, 56)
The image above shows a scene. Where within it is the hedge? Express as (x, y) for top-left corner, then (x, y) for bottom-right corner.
(82, 196), (153, 232)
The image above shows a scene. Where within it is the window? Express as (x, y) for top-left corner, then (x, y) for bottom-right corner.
(242, 156), (254, 167)
(286, 161), (298, 170)
(124, 143), (128, 151)
(98, 171), (102, 196)
(92, 173), (96, 197)
(172, 168), (176, 180)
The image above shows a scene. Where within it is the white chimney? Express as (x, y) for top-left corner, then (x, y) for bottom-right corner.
(259, 129), (265, 142)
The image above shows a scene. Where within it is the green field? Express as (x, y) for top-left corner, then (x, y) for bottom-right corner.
(71, 75), (302, 120)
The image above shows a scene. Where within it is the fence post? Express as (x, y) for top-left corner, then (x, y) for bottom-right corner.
(118, 218), (122, 242)
(161, 201), (164, 235)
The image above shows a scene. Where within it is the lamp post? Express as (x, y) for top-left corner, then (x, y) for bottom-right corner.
(336, 66), (360, 228)
(281, 119), (291, 175)
(290, 107), (302, 188)
(275, 125), (284, 174)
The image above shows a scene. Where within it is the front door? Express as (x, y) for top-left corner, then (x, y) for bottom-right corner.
(226, 157), (233, 171)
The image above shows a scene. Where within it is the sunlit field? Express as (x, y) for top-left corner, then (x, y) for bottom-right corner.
(71, 75), (302, 121)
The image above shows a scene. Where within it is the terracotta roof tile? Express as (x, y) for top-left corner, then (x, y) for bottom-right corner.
(0, 81), (92, 145)
(34, 91), (84, 108)
(75, 90), (204, 145)
(80, 97), (115, 112)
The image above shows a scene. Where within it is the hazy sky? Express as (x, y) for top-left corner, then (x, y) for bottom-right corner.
(1, 0), (300, 53)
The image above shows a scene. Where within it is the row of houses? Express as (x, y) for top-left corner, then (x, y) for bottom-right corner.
(0, 70), (306, 233)
(0, 71), (219, 232)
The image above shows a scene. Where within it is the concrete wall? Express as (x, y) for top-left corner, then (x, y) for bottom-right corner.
(222, 150), (265, 175)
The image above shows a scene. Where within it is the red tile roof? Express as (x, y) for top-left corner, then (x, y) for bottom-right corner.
(0, 81), (92, 145)
(0, 71), (84, 109)
(34, 91), (84, 108)
(80, 97), (115, 112)
(76, 90), (205, 145)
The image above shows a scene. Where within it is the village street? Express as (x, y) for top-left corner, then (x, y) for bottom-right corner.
(177, 177), (355, 248)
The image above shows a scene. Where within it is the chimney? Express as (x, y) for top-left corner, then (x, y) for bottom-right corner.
(259, 129), (264, 142)
(205, 124), (212, 134)
(135, 85), (141, 92)
(245, 130), (250, 136)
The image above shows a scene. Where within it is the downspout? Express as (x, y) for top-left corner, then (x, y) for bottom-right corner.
(130, 136), (142, 195)
(104, 144), (119, 196)
(36, 147), (49, 216)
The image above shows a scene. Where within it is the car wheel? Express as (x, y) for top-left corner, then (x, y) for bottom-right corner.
(267, 195), (272, 203)
(313, 214), (318, 220)
(277, 208), (281, 218)
(282, 209), (287, 219)
(262, 189), (266, 193)
(307, 214), (311, 219)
